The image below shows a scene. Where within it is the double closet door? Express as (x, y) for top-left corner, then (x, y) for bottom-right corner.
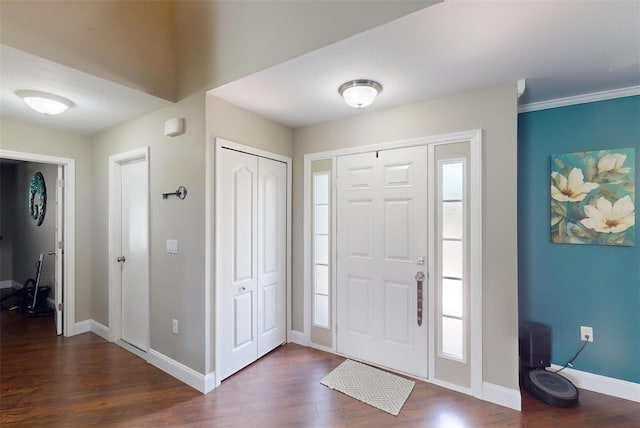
(219, 148), (287, 381)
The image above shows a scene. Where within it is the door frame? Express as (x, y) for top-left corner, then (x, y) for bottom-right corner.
(210, 138), (292, 387)
(302, 129), (483, 397)
(108, 147), (150, 351)
(0, 149), (76, 337)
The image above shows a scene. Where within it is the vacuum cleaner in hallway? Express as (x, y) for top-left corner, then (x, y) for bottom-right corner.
(519, 322), (580, 407)
(0, 253), (54, 317)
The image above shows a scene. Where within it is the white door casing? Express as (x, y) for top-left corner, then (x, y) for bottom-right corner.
(336, 146), (429, 378)
(54, 165), (64, 335)
(108, 147), (150, 352)
(217, 145), (288, 381)
(0, 150), (76, 337)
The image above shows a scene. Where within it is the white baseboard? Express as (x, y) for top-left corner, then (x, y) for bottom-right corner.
(483, 382), (522, 411)
(549, 364), (640, 403)
(289, 329), (309, 346)
(309, 342), (333, 354)
(147, 349), (214, 394)
(75, 319), (110, 341)
(0, 280), (22, 289)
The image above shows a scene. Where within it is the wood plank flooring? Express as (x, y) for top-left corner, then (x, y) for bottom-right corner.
(1, 311), (638, 427)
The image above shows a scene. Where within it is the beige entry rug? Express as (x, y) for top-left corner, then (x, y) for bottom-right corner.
(320, 359), (415, 416)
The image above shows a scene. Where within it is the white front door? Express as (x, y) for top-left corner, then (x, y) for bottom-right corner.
(120, 159), (149, 351)
(336, 146), (428, 378)
(219, 149), (287, 380)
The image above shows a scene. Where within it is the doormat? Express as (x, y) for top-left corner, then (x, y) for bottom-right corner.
(320, 359), (415, 416)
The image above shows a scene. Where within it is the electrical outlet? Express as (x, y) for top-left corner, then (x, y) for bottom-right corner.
(167, 239), (178, 254)
(172, 319), (179, 334)
(580, 325), (593, 342)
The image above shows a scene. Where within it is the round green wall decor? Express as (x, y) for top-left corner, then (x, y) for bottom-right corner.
(29, 171), (47, 226)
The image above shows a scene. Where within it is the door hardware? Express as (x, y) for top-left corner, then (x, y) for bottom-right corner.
(415, 271), (425, 326)
(117, 256), (126, 263)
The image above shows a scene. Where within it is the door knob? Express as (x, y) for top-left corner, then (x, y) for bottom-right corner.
(117, 256), (126, 263)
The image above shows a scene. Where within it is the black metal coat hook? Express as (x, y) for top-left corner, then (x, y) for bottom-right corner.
(163, 186), (187, 200)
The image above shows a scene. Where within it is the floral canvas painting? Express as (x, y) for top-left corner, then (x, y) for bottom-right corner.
(551, 148), (635, 246)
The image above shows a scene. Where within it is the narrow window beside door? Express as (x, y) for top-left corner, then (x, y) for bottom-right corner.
(313, 172), (330, 328)
(440, 160), (466, 361)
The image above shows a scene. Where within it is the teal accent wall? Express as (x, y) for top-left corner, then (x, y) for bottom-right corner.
(518, 96), (640, 383)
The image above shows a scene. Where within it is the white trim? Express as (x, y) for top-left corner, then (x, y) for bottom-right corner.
(147, 349), (214, 394)
(204, 135), (214, 375)
(549, 364), (640, 403)
(289, 330), (309, 346)
(302, 158), (312, 346)
(0, 280), (21, 289)
(116, 339), (147, 359)
(482, 382), (522, 411)
(0, 149), (76, 337)
(469, 130), (483, 399)
(518, 86), (640, 113)
(108, 147), (150, 351)
(309, 342), (333, 354)
(211, 138), (292, 388)
(427, 377), (473, 397)
(74, 319), (110, 341)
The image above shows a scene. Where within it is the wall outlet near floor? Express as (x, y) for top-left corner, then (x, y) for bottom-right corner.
(172, 319), (179, 334)
(580, 325), (593, 342)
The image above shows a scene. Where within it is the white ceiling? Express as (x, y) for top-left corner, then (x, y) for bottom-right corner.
(1, 1), (638, 135)
(0, 45), (171, 136)
(211, 0), (640, 128)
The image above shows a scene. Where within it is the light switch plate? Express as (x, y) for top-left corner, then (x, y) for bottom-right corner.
(167, 239), (178, 254)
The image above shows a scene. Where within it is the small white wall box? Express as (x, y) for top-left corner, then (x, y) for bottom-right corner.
(164, 118), (185, 137)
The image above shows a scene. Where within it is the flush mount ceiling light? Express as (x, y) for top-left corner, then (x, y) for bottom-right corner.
(16, 90), (74, 115)
(338, 79), (382, 109)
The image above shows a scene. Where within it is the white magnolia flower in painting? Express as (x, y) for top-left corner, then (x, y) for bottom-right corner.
(581, 195), (635, 234)
(597, 153), (631, 175)
(551, 168), (599, 202)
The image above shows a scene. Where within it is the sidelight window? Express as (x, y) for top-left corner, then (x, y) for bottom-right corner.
(439, 160), (466, 360)
(313, 172), (330, 328)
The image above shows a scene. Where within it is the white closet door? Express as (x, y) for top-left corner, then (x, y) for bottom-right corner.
(220, 149), (259, 379)
(257, 157), (287, 357)
(336, 146), (428, 378)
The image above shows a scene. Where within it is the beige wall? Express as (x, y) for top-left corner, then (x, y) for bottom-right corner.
(92, 92), (206, 373)
(0, 118), (93, 321)
(175, 1), (435, 98)
(292, 83), (520, 391)
(0, 0), (176, 101)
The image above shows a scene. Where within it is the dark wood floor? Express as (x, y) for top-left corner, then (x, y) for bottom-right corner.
(1, 312), (638, 427)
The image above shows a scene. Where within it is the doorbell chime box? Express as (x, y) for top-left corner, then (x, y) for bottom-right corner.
(164, 118), (185, 137)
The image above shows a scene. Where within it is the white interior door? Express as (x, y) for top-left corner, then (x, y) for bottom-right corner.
(120, 159), (149, 351)
(257, 157), (287, 357)
(220, 149), (259, 379)
(219, 148), (287, 381)
(336, 146), (428, 378)
(54, 165), (63, 335)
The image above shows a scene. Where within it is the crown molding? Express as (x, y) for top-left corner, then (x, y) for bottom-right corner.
(518, 86), (640, 113)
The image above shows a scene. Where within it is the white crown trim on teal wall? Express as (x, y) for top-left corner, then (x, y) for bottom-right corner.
(75, 319), (110, 341)
(482, 382), (522, 411)
(518, 86), (640, 113)
(147, 349), (214, 394)
(549, 364), (640, 403)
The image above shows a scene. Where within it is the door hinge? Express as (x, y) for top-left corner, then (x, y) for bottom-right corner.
(58, 302), (64, 311)
(58, 240), (64, 250)
(58, 179), (65, 188)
